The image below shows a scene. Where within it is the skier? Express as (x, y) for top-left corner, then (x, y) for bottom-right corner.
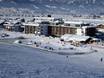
(100, 58), (103, 62)
(66, 55), (68, 58)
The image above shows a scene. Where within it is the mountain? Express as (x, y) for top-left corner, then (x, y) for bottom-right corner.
(0, 0), (104, 15)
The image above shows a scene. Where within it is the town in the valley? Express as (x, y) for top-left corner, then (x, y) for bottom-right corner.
(1, 13), (104, 78)
(0, 14), (104, 54)
(1, 0), (104, 77)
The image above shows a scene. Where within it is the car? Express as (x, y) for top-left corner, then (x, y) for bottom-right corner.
(1, 33), (9, 37)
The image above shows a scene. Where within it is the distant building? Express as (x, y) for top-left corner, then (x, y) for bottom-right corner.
(3, 22), (14, 31)
(23, 22), (40, 34)
(13, 22), (24, 32)
(39, 21), (50, 36)
(3, 20), (24, 32)
(23, 21), (50, 36)
(48, 25), (75, 37)
(2, 17), (97, 37)
(48, 21), (97, 37)
(33, 17), (55, 22)
(97, 24), (104, 32)
(60, 34), (99, 45)
(22, 16), (57, 35)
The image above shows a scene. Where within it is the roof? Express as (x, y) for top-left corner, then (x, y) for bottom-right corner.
(34, 17), (54, 20)
(61, 34), (90, 42)
(3, 22), (14, 27)
(64, 21), (83, 24)
(22, 22), (39, 26)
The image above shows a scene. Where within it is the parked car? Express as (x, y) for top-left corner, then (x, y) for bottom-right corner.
(1, 33), (9, 37)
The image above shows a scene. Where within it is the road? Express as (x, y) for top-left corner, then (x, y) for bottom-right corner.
(0, 43), (104, 78)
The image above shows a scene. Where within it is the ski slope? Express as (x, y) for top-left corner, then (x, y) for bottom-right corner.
(0, 43), (104, 78)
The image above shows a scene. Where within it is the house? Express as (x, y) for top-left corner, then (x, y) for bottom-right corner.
(60, 34), (99, 46)
(3, 21), (14, 31)
(3, 20), (24, 32)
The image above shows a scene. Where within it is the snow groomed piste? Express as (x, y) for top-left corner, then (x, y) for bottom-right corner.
(0, 42), (104, 78)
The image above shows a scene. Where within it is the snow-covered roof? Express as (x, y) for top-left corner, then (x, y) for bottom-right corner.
(67, 18), (104, 24)
(64, 21), (83, 24)
(33, 17), (55, 22)
(3, 22), (14, 27)
(61, 34), (90, 42)
(97, 29), (104, 32)
(22, 22), (39, 26)
(9, 20), (19, 24)
(64, 21), (97, 28)
(82, 25), (97, 28)
(34, 17), (54, 20)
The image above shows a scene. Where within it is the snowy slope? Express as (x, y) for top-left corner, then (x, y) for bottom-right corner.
(0, 43), (104, 78)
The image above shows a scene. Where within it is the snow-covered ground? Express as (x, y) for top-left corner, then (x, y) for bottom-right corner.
(0, 30), (36, 39)
(0, 29), (104, 78)
(0, 30), (98, 54)
(0, 43), (104, 78)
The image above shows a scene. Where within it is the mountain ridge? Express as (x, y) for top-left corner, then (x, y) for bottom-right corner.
(0, 0), (104, 15)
